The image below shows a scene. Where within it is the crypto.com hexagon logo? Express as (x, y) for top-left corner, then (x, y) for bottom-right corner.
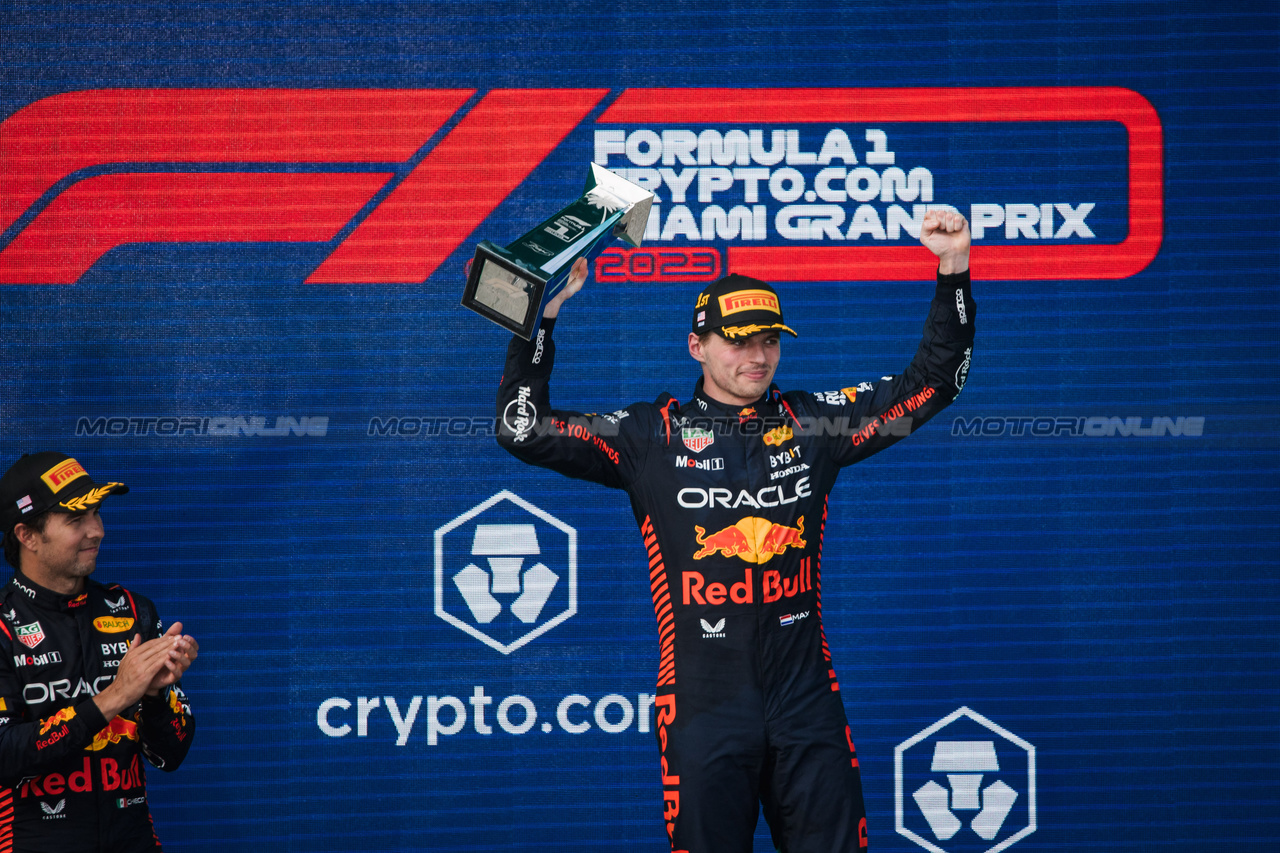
(896, 707), (1036, 853)
(434, 490), (577, 655)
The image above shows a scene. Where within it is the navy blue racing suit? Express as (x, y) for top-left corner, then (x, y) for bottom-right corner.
(0, 572), (194, 852)
(497, 270), (974, 852)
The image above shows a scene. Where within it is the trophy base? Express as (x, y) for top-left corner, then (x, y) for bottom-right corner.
(462, 241), (554, 340)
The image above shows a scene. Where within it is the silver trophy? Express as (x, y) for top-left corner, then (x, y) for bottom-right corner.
(463, 164), (654, 339)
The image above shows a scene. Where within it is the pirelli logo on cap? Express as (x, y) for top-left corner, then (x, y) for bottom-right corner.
(719, 290), (780, 317)
(41, 459), (87, 494)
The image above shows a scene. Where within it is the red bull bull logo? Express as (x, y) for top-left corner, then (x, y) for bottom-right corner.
(692, 516), (805, 565)
(38, 706), (76, 736)
(35, 706), (77, 750)
(86, 715), (138, 752)
(168, 687), (186, 716)
(762, 425), (794, 446)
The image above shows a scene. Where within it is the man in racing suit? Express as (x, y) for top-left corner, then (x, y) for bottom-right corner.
(497, 210), (973, 852)
(0, 452), (197, 852)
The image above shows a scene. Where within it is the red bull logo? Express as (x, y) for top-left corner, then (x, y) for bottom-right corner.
(762, 425), (794, 446)
(38, 706), (76, 736)
(692, 516), (805, 565)
(653, 694), (679, 842)
(683, 569), (753, 605)
(168, 687), (186, 717)
(86, 715), (138, 752)
(763, 558), (813, 603)
(19, 755), (143, 798)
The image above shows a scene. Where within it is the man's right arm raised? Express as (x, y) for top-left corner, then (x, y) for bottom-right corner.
(495, 262), (647, 490)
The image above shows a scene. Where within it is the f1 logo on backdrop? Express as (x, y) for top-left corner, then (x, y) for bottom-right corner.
(896, 707), (1036, 853)
(434, 490), (576, 655)
(0, 88), (1161, 284)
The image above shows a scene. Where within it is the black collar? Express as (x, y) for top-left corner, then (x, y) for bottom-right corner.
(690, 376), (790, 421)
(6, 571), (93, 612)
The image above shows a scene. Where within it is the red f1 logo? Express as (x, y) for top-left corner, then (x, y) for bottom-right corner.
(0, 88), (609, 284)
(0, 87), (1161, 284)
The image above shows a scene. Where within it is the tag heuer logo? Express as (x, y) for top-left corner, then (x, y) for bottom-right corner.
(16, 622), (44, 649)
(682, 428), (714, 453)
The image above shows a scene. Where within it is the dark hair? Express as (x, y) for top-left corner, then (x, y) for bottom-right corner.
(3, 511), (50, 570)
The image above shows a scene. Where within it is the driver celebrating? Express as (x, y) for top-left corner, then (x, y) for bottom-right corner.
(497, 210), (974, 851)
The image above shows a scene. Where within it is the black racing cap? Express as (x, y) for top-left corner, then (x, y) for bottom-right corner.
(0, 452), (128, 537)
(691, 274), (798, 339)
